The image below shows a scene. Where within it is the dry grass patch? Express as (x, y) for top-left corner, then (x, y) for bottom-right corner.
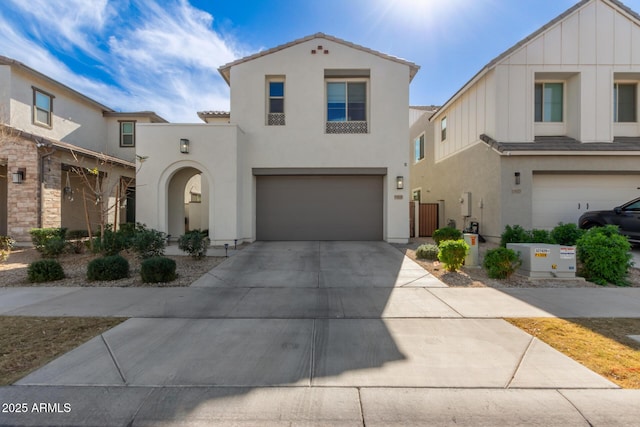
(0, 317), (124, 385)
(507, 318), (640, 388)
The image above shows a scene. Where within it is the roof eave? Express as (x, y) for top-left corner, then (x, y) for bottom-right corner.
(217, 32), (420, 84)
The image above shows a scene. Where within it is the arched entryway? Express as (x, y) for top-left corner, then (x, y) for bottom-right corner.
(167, 167), (210, 239)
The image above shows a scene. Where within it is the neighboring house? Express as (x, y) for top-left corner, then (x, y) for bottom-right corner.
(410, 0), (640, 242)
(0, 56), (166, 242)
(137, 33), (419, 244)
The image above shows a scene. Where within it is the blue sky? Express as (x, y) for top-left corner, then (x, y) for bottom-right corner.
(3, 0), (640, 122)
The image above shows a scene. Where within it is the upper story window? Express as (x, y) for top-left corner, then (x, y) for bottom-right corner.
(326, 80), (368, 134)
(441, 116), (447, 141)
(614, 83), (637, 123)
(414, 134), (424, 162)
(33, 87), (53, 127)
(267, 77), (285, 126)
(120, 121), (135, 147)
(534, 82), (563, 122)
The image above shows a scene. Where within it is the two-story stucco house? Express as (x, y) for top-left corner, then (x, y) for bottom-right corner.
(0, 56), (166, 242)
(136, 33), (419, 244)
(410, 0), (640, 242)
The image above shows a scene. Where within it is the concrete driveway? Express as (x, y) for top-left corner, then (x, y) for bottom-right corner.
(3, 241), (639, 426)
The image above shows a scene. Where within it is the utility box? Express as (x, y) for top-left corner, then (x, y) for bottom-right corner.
(507, 243), (577, 279)
(464, 233), (479, 267)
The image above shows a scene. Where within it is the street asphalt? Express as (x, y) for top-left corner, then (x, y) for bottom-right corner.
(1, 241), (639, 426)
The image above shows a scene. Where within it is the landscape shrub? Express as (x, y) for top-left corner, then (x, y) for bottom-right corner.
(30, 228), (67, 254)
(130, 224), (166, 259)
(92, 226), (130, 256)
(438, 239), (469, 272)
(41, 236), (67, 258)
(87, 255), (129, 281)
(550, 223), (585, 246)
(67, 230), (90, 239)
(433, 227), (463, 246)
(0, 235), (16, 262)
(177, 230), (210, 258)
(500, 225), (530, 247)
(483, 247), (522, 279)
(576, 225), (632, 286)
(415, 243), (439, 260)
(27, 259), (65, 283)
(530, 229), (553, 244)
(140, 256), (177, 283)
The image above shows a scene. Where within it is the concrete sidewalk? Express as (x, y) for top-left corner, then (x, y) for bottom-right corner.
(2, 286), (640, 318)
(2, 241), (639, 426)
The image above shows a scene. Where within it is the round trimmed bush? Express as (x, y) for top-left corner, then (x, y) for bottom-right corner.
(415, 243), (439, 260)
(433, 227), (463, 246)
(483, 247), (522, 279)
(438, 239), (469, 272)
(577, 225), (632, 286)
(140, 256), (177, 283)
(87, 255), (129, 281)
(550, 223), (585, 246)
(28, 259), (65, 283)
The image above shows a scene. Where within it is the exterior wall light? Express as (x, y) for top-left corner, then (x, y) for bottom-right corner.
(180, 138), (190, 154)
(12, 169), (25, 184)
(396, 176), (404, 190)
(515, 172), (521, 185)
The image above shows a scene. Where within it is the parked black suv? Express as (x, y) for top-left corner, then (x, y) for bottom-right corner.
(578, 197), (640, 244)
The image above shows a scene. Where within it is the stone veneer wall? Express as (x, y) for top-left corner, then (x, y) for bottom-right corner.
(0, 136), (40, 242)
(41, 153), (62, 229)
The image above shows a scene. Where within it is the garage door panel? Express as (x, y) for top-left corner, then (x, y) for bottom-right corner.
(533, 174), (640, 229)
(256, 176), (383, 241)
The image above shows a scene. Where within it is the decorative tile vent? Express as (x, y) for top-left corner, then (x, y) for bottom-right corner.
(268, 113), (285, 126)
(325, 121), (368, 134)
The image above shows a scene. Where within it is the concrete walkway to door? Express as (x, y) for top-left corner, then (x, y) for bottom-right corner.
(1, 241), (639, 426)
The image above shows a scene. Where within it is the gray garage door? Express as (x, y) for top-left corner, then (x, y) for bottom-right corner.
(256, 175), (383, 240)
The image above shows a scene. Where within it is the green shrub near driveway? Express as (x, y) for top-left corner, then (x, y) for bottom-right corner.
(28, 259), (65, 283)
(177, 230), (210, 259)
(483, 247), (522, 279)
(87, 255), (130, 281)
(438, 239), (469, 272)
(140, 257), (177, 283)
(415, 243), (439, 260)
(577, 225), (632, 286)
(550, 223), (585, 246)
(432, 227), (463, 246)
(130, 224), (166, 259)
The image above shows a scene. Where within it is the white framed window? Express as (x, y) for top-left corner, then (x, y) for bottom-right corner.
(414, 134), (424, 162)
(267, 77), (285, 125)
(441, 116), (447, 141)
(326, 79), (368, 134)
(534, 82), (563, 122)
(33, 87), (53, 127)
(614, 83), (637, 123)
(119, 121), (135, 147)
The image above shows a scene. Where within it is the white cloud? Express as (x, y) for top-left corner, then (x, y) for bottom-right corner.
(1, 0), (246, 122)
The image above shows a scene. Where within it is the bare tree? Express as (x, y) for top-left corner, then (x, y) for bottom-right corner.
(67, 150), (138, 249)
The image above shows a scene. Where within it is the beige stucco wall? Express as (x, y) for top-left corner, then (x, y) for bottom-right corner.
(8, 68), (110, 153)
(136, 123), (241, 244)
(228, 36), (411, 242)
(500, 154), (640, 230)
